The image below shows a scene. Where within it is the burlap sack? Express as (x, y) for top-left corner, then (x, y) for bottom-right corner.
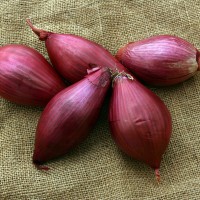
(0, 0), (200, 199)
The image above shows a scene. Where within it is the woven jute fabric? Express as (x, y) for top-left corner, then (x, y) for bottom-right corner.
(1, 0), (200, 199)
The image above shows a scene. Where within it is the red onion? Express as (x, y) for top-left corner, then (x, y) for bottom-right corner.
(0, 44), (66, 106)
(116, 35), (200, 86)
(26, 19), (127, 83)
(33, 67), (111, 165)
(109, 71), (172, 181)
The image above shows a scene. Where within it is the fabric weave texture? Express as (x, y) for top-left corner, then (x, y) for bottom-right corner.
(0, 0), (200, 199)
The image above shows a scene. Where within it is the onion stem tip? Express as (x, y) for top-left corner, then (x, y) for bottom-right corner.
(155, 168), (160, 183)
(33, 161), (50, 171)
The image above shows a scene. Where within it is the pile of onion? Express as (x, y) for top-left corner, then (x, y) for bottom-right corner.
(5, 20), (199, 182)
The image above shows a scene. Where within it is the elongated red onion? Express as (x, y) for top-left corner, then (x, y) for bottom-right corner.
(26, 19), (127, 83)
(33, 67), (111, 165)
(116, 35), (200, 86)
(0, 44), (66, 106)
(109, 72), (172, 181)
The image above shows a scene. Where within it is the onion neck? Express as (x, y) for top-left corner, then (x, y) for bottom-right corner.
(26, 19), (50, 41)
(110, 69), (134, 87)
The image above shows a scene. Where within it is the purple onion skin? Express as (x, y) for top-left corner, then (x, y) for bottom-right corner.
(109, 76), (172, 180)
(33, 68), (111, 164)
(46, 34), (127, 82)
(116, 35), (200, 86)
(0, 44), (66, 106)
(26, 19), (127, 83)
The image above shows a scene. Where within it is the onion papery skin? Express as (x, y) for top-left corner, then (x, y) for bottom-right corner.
(109, 76), (172, 181)
(0, 44), (66, 106)
(116, 35), (199, 86)
(33, 67), (111, 164)
(27, 19), (127, 83)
